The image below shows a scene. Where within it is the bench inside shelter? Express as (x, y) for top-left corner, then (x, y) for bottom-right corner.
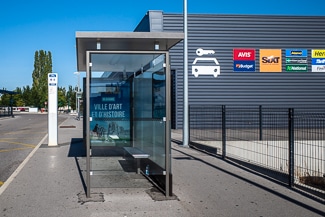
(123, 147), (149, 174)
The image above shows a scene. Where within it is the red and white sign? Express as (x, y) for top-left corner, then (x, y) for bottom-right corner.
(233, 49), (255, 61)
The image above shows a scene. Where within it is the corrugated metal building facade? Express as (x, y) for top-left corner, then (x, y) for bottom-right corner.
(135, 11), (325, 129)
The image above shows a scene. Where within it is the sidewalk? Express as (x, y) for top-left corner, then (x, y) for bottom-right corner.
(0, 115), (324, 217)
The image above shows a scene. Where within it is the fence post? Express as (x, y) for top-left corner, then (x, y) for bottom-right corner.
(288, 108), (295, 187)
(259, 105), (263, 141)
(222, 105), (226, 159)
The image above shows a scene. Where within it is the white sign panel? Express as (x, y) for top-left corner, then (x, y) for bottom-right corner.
(192, 48), (220, 78)
(48, 73), (58, 146)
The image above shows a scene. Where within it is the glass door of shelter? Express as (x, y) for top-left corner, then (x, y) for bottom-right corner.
(86, 51), (171, 196)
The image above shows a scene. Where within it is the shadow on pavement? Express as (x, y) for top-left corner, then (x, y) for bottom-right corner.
(67, 138), (87, 194)
(172, 146), (325, 216)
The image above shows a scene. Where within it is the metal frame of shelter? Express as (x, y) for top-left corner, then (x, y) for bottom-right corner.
(75, 32), (184, 198)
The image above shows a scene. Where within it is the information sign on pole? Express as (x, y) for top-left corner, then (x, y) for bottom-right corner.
(48, 73), (58, 146)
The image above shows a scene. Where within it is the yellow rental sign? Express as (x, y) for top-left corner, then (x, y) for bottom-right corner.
(312, 50), (325, 58)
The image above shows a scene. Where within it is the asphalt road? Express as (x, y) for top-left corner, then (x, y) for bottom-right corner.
(0, 113), (67, 186)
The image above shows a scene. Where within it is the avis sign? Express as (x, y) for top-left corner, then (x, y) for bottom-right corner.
(233, 49), (255, 72)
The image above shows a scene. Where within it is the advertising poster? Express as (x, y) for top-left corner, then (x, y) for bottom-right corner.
(90, 83), (131, 147)
(311, 49), (325, 72)
(285, 49), (308, 72)
(233, 49), (256, 72)
(259, 49), (282, 72)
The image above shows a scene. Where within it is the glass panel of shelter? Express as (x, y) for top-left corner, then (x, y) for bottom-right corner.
(88, 52), (167, 188)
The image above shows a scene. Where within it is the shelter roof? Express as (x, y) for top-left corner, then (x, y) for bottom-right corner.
(76, 31), (184, 71)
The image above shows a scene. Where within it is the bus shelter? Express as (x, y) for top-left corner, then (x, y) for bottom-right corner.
(0, 89), (18, 117)
(76, 32), (183, 197)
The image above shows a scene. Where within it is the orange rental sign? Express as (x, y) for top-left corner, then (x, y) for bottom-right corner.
(259, 49), (282, 72)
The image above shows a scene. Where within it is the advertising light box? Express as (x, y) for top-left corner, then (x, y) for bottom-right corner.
(90, 82), (131, 147)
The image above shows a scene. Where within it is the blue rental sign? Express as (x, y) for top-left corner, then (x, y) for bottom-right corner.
(285, 49), (307, 57)
(233, 61), (256, 72)
(312, 58), (325, 65)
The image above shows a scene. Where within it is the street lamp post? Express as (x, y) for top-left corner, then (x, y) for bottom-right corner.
(183, 0), (189, 147)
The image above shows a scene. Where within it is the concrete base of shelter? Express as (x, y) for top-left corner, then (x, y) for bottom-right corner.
(77, 192), (105, 204)
(145, 187), (178, 201)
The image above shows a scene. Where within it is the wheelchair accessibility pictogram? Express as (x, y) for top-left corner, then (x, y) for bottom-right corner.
(192, 48), (220, 78)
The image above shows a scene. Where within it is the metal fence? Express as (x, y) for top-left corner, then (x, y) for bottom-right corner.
(189, 105), (325, 201)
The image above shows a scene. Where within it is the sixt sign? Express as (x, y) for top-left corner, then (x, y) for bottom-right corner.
(259, 49), (282, 72)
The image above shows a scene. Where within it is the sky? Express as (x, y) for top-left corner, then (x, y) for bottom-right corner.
(1, 0), (325, 91)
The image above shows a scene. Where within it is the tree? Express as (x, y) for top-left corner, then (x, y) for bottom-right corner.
(66, 85), (76, 111)
(22, 85), (33, 106)
(58, 87), (67, 109)
(13, 87), (24, 107)
(0, 93), (10, 106)
(31, 50), (52, 108)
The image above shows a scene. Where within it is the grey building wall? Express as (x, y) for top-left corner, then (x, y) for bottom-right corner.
(134, 11), (163, 32)
(137, 11), (325, 129)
